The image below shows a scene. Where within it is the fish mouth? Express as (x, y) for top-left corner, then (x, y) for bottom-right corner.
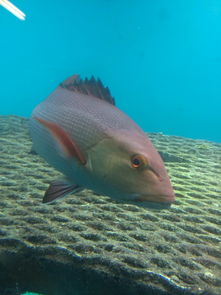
(137, 193), (175, 203)
(133, 193), (176, 209)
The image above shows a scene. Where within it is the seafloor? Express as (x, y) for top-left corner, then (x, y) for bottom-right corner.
(0, 115), (220, 295)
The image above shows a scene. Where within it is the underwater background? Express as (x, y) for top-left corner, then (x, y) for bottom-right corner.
(0, 0), (221, 142)
(0, 1), (221, 295)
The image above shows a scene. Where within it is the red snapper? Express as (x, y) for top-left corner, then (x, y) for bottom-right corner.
(29, 75), (175, 208)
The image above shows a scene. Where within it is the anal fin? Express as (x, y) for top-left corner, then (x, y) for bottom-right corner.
(43, 179), (83, 204)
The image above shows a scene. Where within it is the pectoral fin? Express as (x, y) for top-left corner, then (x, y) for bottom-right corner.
(35, 117), (86, 165)
(43, 179), (83, 204)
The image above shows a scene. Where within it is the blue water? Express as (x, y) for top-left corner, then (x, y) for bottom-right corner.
(0, 0), (220, 142)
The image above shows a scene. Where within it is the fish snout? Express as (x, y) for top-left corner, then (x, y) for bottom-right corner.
(141, 170), (176, 205)
(136, 177), (176, 204)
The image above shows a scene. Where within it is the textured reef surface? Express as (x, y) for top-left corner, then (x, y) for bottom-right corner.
(0, 115), (220, 295)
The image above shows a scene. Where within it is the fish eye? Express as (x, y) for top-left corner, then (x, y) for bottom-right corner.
(131, 154), (148, 168)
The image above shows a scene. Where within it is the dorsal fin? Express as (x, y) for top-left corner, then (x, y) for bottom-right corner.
(60, 74), (115, 105)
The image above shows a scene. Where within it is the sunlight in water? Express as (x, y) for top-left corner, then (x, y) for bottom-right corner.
(0, 0), (26, 20)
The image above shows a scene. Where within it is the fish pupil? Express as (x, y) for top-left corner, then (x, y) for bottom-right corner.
(132, 158), (140, 167)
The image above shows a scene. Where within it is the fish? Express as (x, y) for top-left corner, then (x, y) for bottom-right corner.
(29, 74), (175, 208)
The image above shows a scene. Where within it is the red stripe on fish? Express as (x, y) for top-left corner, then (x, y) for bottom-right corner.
(34, 117), (86, 165)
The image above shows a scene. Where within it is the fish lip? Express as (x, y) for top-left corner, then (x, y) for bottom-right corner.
(136, 193), (176, 204)
(128, 197), (174, 210)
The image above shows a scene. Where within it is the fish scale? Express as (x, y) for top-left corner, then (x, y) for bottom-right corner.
(31, 86), (141, 152)
(29, 75), (175, 206)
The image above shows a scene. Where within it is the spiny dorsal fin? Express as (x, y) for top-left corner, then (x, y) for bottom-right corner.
(60, 74), (115, 105)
